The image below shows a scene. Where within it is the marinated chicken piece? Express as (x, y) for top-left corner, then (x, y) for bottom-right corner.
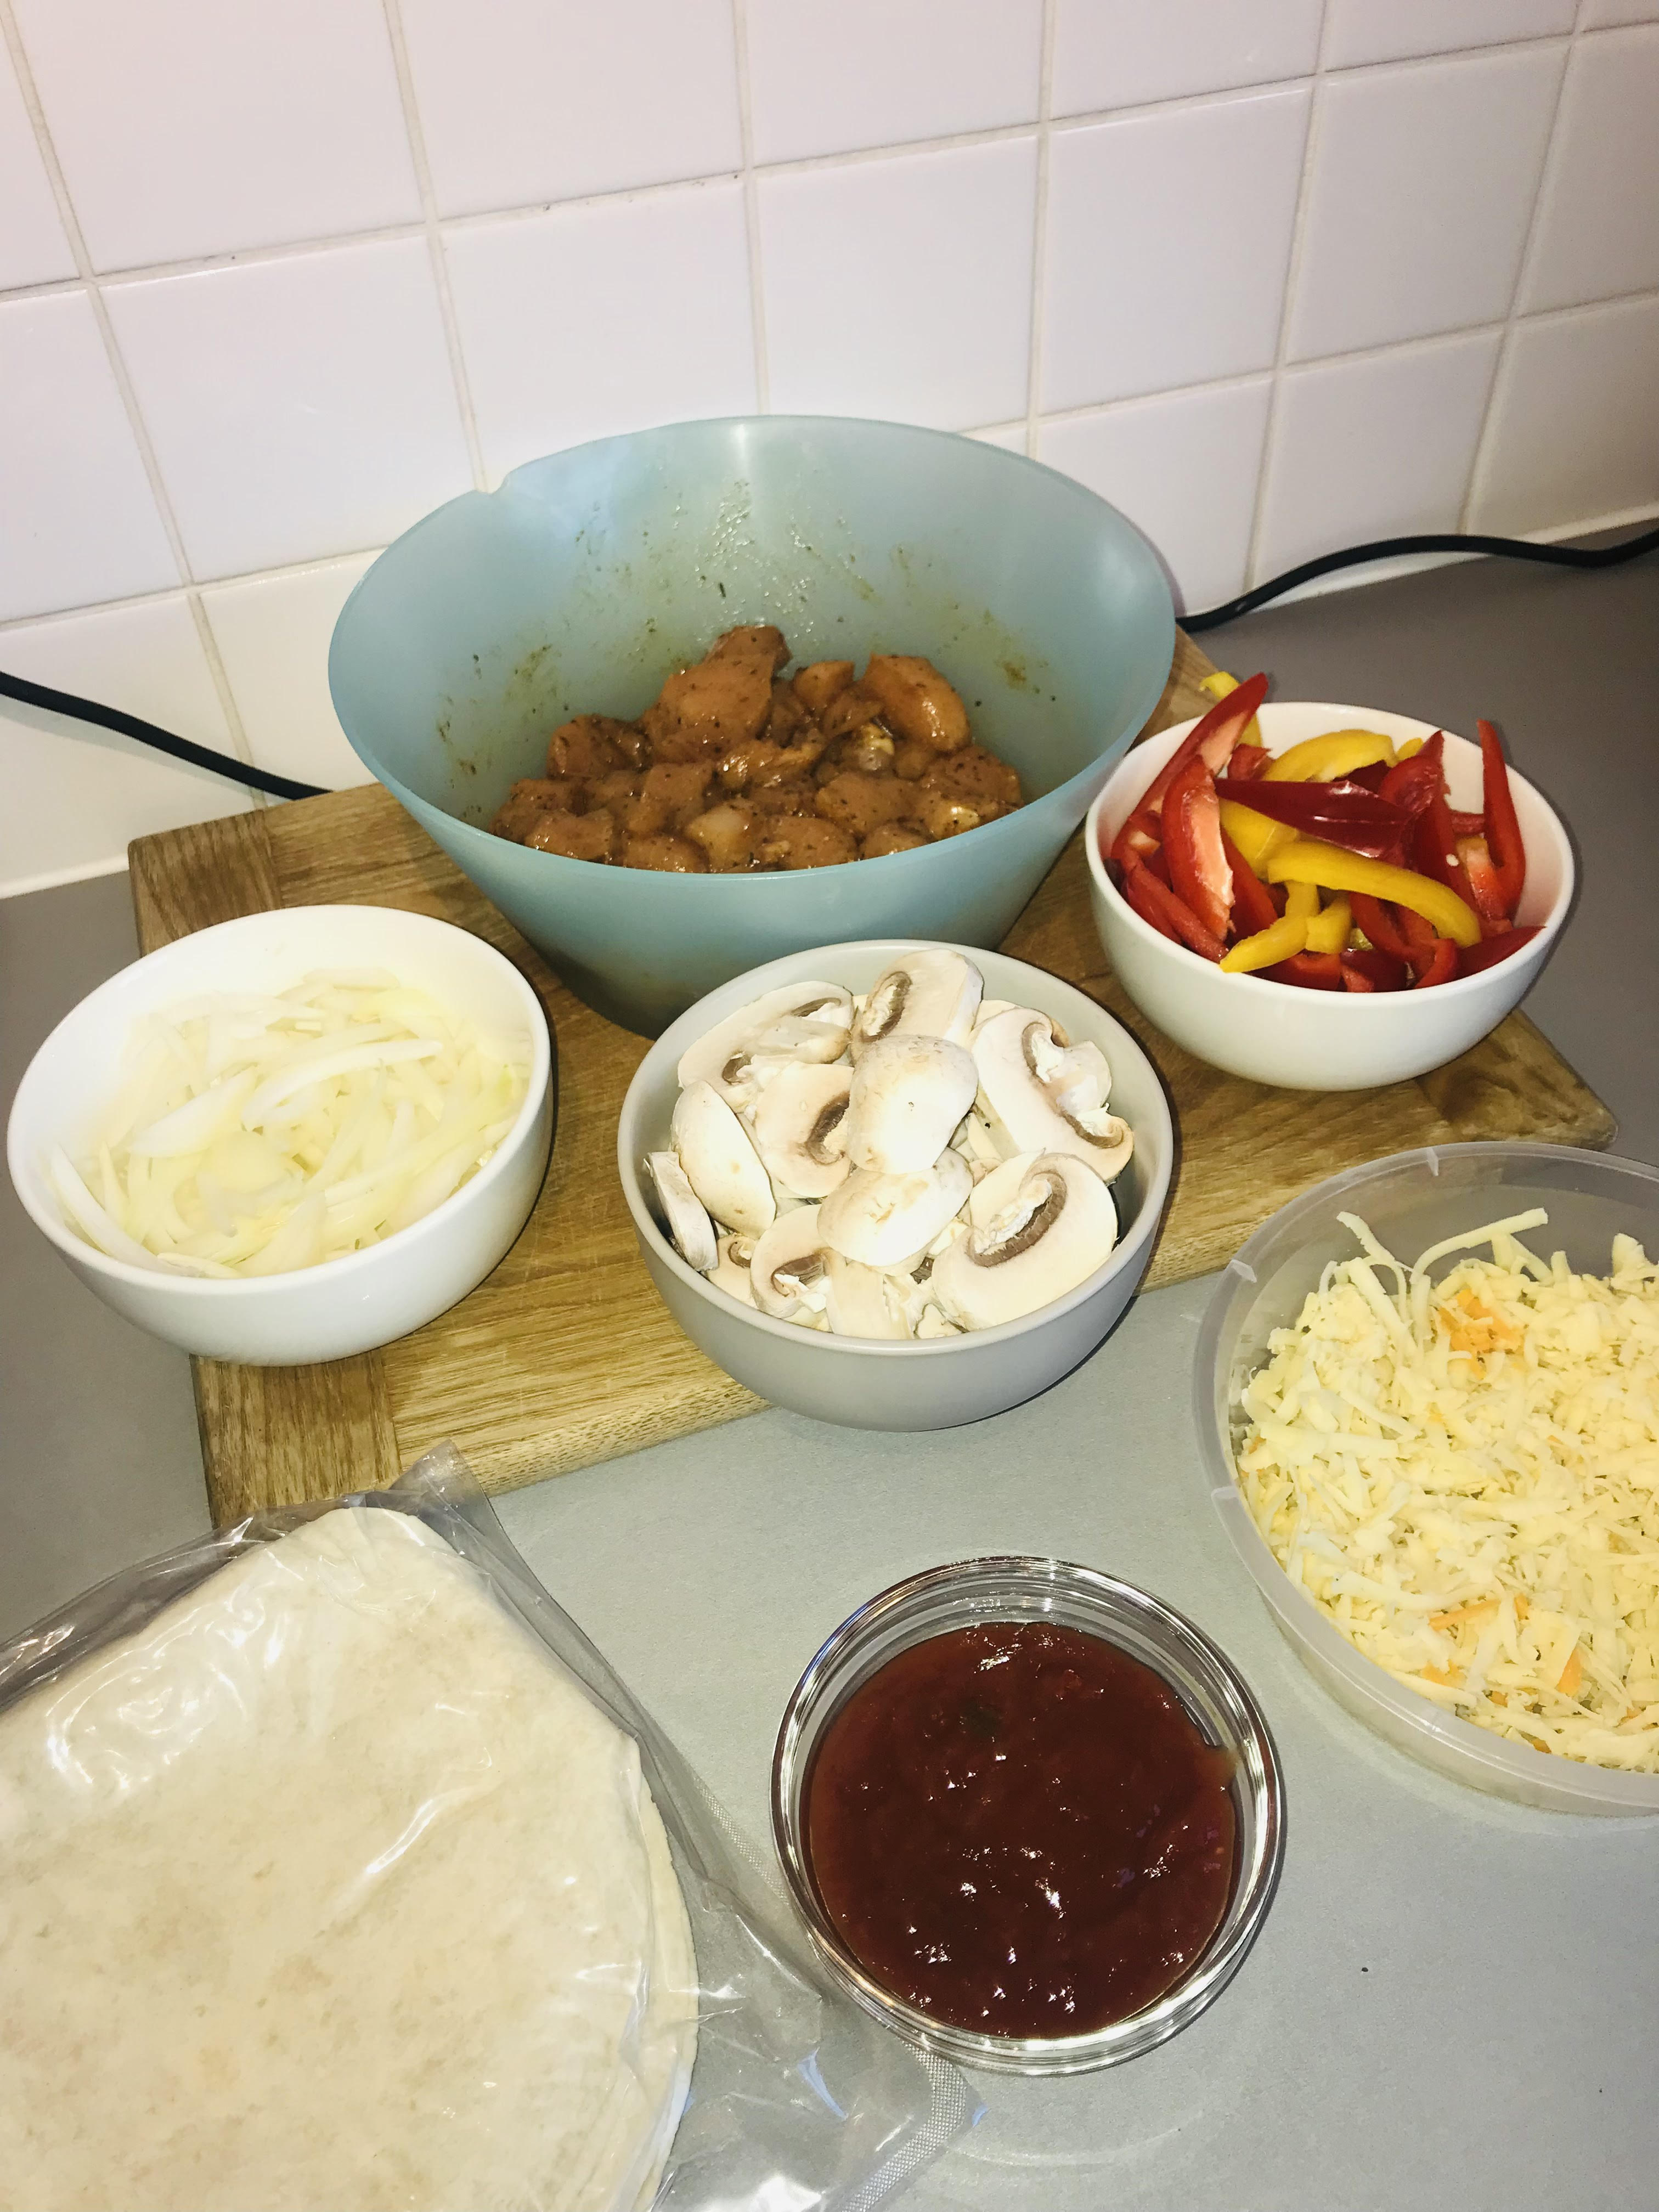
(917, 791), (985, 839)
(792, 659), (855, 716)
(684, 800), (759, 872)
(643, 646), (776, 760)
(710, 623), (789, 669)
(892, 738), (935, 781)
(624, 760), (714, 837)
(623, 833), (708, 872)
(861, 823), (929, 859)
(545, 714), (635, 778)
(584, 767), (645, 814)
(763, 680), (813, 746)
(718, 732), (826, 792)
(815, 771), (919, 839)
(755, 816), (856, 870)
(862, 654), (969, 752)
(747, 775), (821, 819)
(819, 723), (895, 779)
(524, 807), (619, 862)
(919, 743), (1022, 815)
(490, 776), (582, 840)
(820, 683), (883, 741)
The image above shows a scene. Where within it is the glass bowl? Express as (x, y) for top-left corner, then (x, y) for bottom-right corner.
(771, 1557), (1285, 2075)
(1195, 1143), (1659, 1816)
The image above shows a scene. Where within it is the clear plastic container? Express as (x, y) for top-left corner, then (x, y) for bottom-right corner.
(771, 1558), (1285, 2075)
(1194, 1142), (1659, 1817)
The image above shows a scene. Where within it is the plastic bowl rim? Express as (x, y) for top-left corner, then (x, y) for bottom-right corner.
(5, 905), (552, 1300)
(1194, 1141), (1659, 1812)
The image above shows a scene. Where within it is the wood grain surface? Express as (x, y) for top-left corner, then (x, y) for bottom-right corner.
(128, 630), (1615, 1523)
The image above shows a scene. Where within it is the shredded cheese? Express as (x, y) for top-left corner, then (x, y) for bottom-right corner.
(1235, 1210), (1659, 1771)
(55, 973), (529, 1278)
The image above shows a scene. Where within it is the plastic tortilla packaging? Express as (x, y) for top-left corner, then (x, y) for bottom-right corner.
(0, 1442), (975, 2211)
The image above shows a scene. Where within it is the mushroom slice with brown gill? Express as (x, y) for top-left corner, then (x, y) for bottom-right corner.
(847, 1034), (977, 1173)
(671, 1080), (777, 1237)
(816, 1149), (972, 1268)
(849, 949), (983, 1058)
(676, 981), (854, 1109)
(749, 1062), (852, 1200)
(822, 1251), (912, 1340)
(644, 1150), (716, 1273)
(708, 1232), (757, 1306)
(932, 1152), (1118, 1329)
(748, 1205), (831, 1322)
(972, 1007), (1134, 1183)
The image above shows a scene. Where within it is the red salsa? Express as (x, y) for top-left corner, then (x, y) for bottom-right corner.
(803, 1621), (1237, 2038)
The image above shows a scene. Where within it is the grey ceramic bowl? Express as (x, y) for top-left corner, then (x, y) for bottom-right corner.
(329, 416), (1174, 1036)
(616, 940), (1175, 1429)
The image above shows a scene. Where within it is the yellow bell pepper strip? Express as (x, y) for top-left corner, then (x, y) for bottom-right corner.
(1262, 729), (1397, 782)
(1266, 840), (1482, 947)
(1305, 892), (1352, 954)
(1220, 913), (1308, 973)
(1218, 797), (1294, 876)
(1284, 879), (1320, 922)
(1397, 736), (1424, 760)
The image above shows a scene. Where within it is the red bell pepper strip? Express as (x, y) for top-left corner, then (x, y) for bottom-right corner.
(1163, 753), (1233, 942)
(1341, 945), (1409, 991)
(1478, 719), (1526, 911)
(1414, 937), (1458, 989)
(1413, 782), (1476, 911)
(1145, 844), (1172, 887)
(1455, 926), (1542, 978)
(1268, 951), (1344, 990)
(1122, 853), (1227, 961)
(1211, 775), (1411, 860)
(1347, 761), (1392, 794)
(1341, 964), (1375, 993)
(1107, 801), (1160, 873)
(1449, 809), (1486, 837)
(1456, 833), (1513, 935)
(1121, 853), (1179, 941)
(1228, 742), (1270, 781)
(1379, 732), (1445, 823)
(1139, 672), (1270, 816)
(1350, 892), (1437, 981)
(1222, 828), (1278, 936)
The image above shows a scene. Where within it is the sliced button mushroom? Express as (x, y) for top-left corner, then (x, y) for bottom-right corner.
(916, 1305), (963, 1340)
(749, 1205), (830, 1320)
(972, 1007), (1135, 1184)
(671, 1081), (777, 1237)
(643, 1150), (716, 1272)
(749, 1062), (852, 1199)
(816, 1149), (972, 1268)
(932, 1152), (1118, 1329)
(708, 1232), (757, 1306)
(847, 1034), (978, 1173)
(676, 981), (853, 1109)
(822, 1251), (912, 1340)
(849, 949), (983, 1058)
(970, 997), (1017, 1038)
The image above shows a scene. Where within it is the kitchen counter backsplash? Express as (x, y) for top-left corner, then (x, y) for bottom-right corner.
(1, 0), (1656, 895)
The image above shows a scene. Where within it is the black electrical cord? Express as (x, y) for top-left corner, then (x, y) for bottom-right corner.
(3, 521), (1656, 795)
(1183, 519), (1659, 632)
(0, 666), (328, 800)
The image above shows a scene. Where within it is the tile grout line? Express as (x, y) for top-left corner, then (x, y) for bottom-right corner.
(1240, 1), (1333, 594)
(729, 0), (771, 411)
(1023, 0), (1058, 458)
(1459, 1), (1584, 531)
(0, 0), (261, 787)
(380, 0), (488, 493)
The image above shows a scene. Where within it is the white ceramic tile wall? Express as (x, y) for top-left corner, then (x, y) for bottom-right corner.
(1, 0), (1656, 894)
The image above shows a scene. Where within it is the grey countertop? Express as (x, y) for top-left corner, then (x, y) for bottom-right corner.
(3, 547), (1657, 2210)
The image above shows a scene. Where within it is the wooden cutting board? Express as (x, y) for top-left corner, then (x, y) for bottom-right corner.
(129, 631), (1616, 1525)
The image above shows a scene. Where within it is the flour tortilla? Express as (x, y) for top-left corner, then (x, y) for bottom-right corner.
(0, 1508), (698, 2212)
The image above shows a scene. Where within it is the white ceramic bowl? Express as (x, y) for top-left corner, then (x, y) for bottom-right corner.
(1084, 703), (1573, 1091)
(7, 906), (552, 1365)
(617, 940), (1175, 1431)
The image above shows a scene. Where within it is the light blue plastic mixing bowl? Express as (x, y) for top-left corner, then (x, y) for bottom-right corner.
(329, 416), (1173, 1034)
